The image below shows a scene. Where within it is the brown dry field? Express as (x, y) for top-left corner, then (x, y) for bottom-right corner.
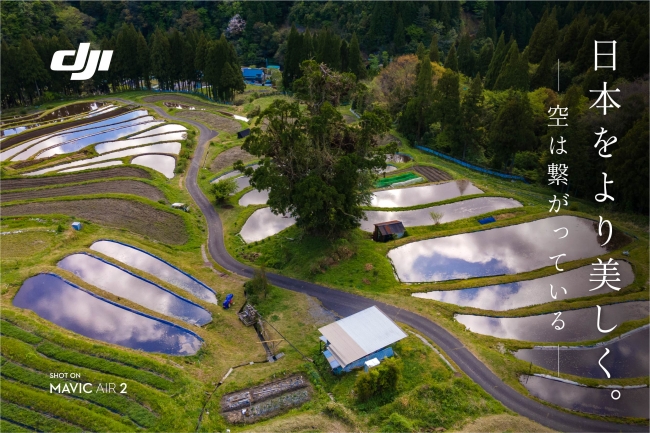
(142, 94), (233, 111)
(210, 146), (255, 172)
(1, 180), (165, 203)
(1, 198), (188, 244)
(175, 111), (242, 133)
(0, 107), (131, 150)
(452, 414), (555, 432)
(1, 167), (150, 191)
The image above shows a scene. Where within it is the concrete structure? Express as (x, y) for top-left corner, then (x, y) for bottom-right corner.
(319, 306), (407, 373)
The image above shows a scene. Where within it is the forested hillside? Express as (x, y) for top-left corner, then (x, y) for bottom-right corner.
(1, 1), (648, 212)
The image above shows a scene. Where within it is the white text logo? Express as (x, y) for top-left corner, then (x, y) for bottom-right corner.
(51, 43), (113, 80)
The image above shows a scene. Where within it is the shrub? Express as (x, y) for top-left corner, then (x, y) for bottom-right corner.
(56, 224), (64, 234)
(354, 357), (402, 402)
(244, 267), (268, 305)
(211, 177), (237, 203)
(249, 105), (261, 117)
(430, 211), (443, 224)
(382, 412), (415, 433)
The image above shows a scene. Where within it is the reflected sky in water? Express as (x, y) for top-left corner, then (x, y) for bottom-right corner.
(455, 301), (649, 342)
(362, 197), (522, 231)
(520, 375), (649, 418)
(131, 154), (176, 179)
(239, 189), (269, 206)
(96, 131), (187, 153)
(240, 207), (296, 243)
(12, 274), (202, 355)
(130, 124), (187, 138)
(516, 326), (649, 379)
(59, 161), (123, 173)
(389, 216), (630, 282)
(90, 240), (217, 304)
(370, 180), (483, 208)
(58, 254), (211, 325)
(414, 261), (635, 310)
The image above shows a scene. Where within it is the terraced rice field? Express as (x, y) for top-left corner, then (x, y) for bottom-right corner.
(175, 111), (241, 133)
(211, 146), (255, 172)
(0, 167), (151, 191)
(413, 165), (452, 182)
(0, 314), (195, 431)
(1, 180), (165, 203)
(1, 199), (188, 244)
(142, 95), (233, 111)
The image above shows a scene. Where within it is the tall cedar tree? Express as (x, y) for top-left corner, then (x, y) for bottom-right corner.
(136, 32), (150, 89)
(477, 39), (494, 77)
(531, 49), (554, 90)
(348, 33), (366, 80)
(400, 53), (434, 141)
(460, 73), (485, 160)
(429, 33), (440, 62)
(340, 40), (349, 73)
(236, 61), (393, 237)
(527, 7), (559, 63)
(457, 34), (475, 76)
(19, 36), (48, 103)
(303, 29), (314, 59)
(485, 32), (507, 89)
(316, 27), (341, 70)
(150, 29), (171, 90)
(489, 91), (536, 170)
(494, 42), (529, 91)
(393, 16), (406, 54)
(282, 24), (303, 91)
(445, 44), (458, 72)
(433, 69), (462, 155)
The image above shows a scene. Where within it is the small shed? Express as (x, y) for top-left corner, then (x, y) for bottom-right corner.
(71, 222), (82, 231)
(237, 128), (250, 139)
(373, 220), (405, 242)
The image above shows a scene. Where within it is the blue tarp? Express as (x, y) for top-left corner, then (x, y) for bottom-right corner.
(478, 216), (496, 225)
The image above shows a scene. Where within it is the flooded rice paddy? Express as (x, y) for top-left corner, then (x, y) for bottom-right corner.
(515, 326), (649, 379)
(1, 102), (108, 137)
(26, 142), (181, 176)
(131, 154), (177, 179)
(58, 254), (212, 325)
(455, 301), (649, 342)
(413, 261), (635, 310)
(1, 110), (149, 162)
(239, 207), (296, 243)
(362, 197), (521, 231)
(59, 161), (123, 173)
(388, 216), (630, 283)
(13, 273), (202, 355)
(95, 131), (187, 153)
(90, 240), (218, 303)
(131, 124), (187, 138)
(370, 180), (483, 208)
(239, 189), (269, 206)
(520, 375), (649, 418)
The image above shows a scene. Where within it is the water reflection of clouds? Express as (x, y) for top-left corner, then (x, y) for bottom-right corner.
(239, 207), (296, 243)
(455, 301), (649, 342)
(370, 180), (483, 208)
(13, 274), (201, 355)
(57, 254), (211, 325)
(414, 262), (635, 311)
(389, 216), (627, 283)
(521, 375), (649, 418)
(90, 241), (217, 304)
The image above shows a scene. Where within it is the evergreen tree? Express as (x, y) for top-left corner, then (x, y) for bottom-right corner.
(433, 69), (461, 154)
(485, 32), (507, 89)
(429, 33), (440, 62)
(416, 42), (427, 61)
(445, 44), (458, 72)
(477, 39), (494, 77)
(136, 32), (150, 89)
(340, 40), (349, 72)
(460, 73), (485, 160)
(527, 7), (559, 63)
(531, 48), (554, 89)
(168, 29), (184, 89)
(393, 15), (406, 54)
(400, 55), (434, 141)
(195, 33), (207, 92)
(18, 36), (48, 104)
(489, 91), (536, 170)
(316, 27), (341, 70)
(348, 33), (366, 80)
(150, 29), (171, 90)
(303, 29), (314, 59)
(457, 33), (475, 76)
(494, 42), (528, 91)
(282, 24), (303, 91)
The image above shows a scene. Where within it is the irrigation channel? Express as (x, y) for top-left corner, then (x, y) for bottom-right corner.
(116, 97), (646, 432)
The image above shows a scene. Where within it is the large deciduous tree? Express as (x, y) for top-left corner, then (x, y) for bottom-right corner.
(236, 61), (393, 237)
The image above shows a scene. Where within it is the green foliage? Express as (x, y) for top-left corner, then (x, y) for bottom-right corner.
(400, 55), (435, 141)
(0, 319), (43, 344)
(457, 33), (475, 76)
(244, 267), (269, 305)
(348, 33), (366, 80)
(393, 16), (406, 55)
(494, 41), (529, 91)
(211, 177), (237, 203)
(444, 44), (458, 72)
(354, 357), (402, 402)
(382, 412), (415, 433)
(433, 69), (462, 154)
(531, 49), (555, 90)
(459, 73), (485, 160)
(528, 7), (559, 63)
(485, 32), (508, 89)
(324, 401), (357, 427)
(428, 33), (440, 62)
(488, 91), (536, 170)
(1, 402), (83, 432)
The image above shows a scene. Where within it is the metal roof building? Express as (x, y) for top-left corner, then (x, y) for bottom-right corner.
(373, 220), (405, 242)
(319, 306), (407, 373)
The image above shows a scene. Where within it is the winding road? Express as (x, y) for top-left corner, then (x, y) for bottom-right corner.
(138, 97), (643, 433)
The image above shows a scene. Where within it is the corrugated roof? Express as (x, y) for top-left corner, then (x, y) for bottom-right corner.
(319, 306), (407, 367)
(374, 220), (405, 236)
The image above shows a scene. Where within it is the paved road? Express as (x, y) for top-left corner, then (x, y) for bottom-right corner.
(134, 97), (643, 432)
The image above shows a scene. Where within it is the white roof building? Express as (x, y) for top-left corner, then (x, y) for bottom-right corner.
(319, 306), (407, 370)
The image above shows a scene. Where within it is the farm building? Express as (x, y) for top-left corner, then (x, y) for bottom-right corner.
(237, 128), (251, 139)
(372, 220), (405, 242)
(242, 67), (265, 84)
(319, 306), (407, 374)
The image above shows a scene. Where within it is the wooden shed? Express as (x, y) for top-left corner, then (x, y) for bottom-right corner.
(237, 128), (250, 139)
(372, 220), (405, 242)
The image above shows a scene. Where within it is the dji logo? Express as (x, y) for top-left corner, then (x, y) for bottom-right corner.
(50, 43), (113, 80)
